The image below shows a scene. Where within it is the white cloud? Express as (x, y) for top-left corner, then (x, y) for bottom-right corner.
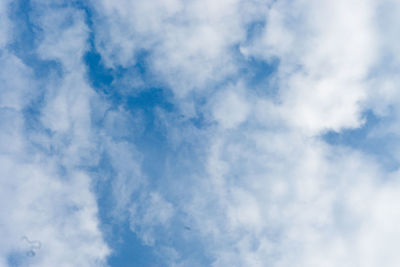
(91, 0), (272, 100)
(0, 158), (109, 267)
(4, 0), (400, 266)
(0, 2), (109, 266)
(211, 86), (250, 130)
(34, 7), (89, 71)
(0, 53), (36, 111)
(181, 125), (400, 266)
(242, 0), (377, 133)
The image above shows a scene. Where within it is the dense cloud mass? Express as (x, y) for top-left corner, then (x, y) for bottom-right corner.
(2, 0), (400, 266)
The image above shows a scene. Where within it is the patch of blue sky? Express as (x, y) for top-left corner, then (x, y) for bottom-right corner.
(95, 89), (211, 265)
(239, 54), (280, 97)
(323, 110), (399, 171)
(79, 3), (213, 266)
(93, 143), (212, 266)
(237, 13), (280, 98)
(7, 250), (33, 267)
(94, 157), (168, 267)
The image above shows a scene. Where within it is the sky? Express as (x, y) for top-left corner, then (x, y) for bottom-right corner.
(2, 0), (400, 266)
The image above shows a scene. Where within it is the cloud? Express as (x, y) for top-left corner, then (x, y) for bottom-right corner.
(4, 0), (400, 266)
(0, 2), (109, 266)
(241, 0), (378, 133)
(211, 85), (250, 130)
(90, 0), (271, 101)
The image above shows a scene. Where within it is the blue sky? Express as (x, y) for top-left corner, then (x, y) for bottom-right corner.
(2, 0), (400, 266)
